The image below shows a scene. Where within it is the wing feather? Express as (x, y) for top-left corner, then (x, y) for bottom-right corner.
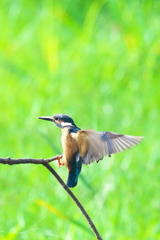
(111, 140), (117, 153)
(78, 130), (143, 165)
(116, 138), (127, 150)
(114, 139), (123, 152)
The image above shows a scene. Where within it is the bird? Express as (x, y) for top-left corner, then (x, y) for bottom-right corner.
(38, 114), (143, 188)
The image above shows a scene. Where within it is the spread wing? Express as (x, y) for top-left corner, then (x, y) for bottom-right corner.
(78, 130), (143, 165)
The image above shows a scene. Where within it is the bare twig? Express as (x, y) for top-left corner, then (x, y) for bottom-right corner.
(0, 157), (103, 240)
(0, 156), (62, 165)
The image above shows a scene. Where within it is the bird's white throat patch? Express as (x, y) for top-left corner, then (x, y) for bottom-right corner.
(61, 122), (73, 127)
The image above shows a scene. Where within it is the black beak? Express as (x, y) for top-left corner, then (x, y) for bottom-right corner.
(38, 116), (54, 122)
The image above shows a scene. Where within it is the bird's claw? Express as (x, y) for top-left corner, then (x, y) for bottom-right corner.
(57, 155), (64, 168)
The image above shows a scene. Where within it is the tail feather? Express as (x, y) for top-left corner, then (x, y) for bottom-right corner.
(66, 157), (82, 188)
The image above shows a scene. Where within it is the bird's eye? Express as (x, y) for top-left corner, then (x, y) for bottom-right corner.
(54, 117), (58, 121)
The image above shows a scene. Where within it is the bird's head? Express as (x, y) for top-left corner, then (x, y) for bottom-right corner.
(38, 113), (77, 128)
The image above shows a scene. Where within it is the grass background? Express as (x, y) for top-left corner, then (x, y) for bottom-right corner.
(0, 0), (160, 239)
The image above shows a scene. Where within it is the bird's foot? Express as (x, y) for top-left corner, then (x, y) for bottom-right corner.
(57, 155), (64, 168)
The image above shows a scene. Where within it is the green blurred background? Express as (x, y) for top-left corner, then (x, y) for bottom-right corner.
(0, 0), (160, 239)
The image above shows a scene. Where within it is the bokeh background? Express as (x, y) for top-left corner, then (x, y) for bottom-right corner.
(0, 0), (160, 239)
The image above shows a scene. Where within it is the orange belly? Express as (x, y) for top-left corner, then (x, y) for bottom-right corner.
(61, 128), (78, 169)
(61, 128), (89, 170)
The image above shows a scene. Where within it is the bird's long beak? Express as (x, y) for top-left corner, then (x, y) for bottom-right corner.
(38, 116), (54, 122)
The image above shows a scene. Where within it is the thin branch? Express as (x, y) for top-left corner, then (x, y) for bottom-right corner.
(0, 156), (62, 165)
(0, 157), (103, 240)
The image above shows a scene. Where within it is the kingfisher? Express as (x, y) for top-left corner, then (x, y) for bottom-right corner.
(38, 114), (143, 188)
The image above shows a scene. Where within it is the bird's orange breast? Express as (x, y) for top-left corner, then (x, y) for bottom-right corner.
(61, 129), (89, 169)
(61, 128), (78, 169)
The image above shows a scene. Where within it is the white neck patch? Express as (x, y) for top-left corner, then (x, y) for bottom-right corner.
(61, 122), (73, 127)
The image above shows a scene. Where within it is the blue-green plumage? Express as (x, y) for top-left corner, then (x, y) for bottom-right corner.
(66, 152), (82, 188)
